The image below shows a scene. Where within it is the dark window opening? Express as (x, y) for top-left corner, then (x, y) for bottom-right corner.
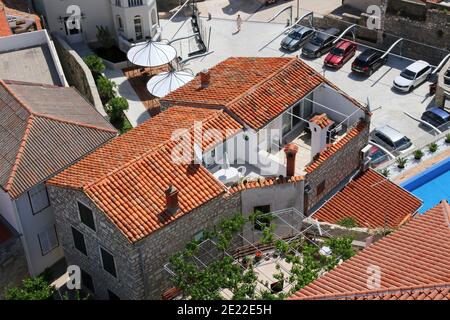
(72, 227), (87, 255)
(81, 270), (95, 293)
(108, 290), (120, 300)
(101, 248), (117, 278)
(78, 202), (96, 231)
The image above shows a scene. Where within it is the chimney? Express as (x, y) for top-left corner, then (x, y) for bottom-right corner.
(200, 69), (210, 88)
(309, 113), (334, 161)
(165, 185), (179, 215)
(284, 143), (298, 177)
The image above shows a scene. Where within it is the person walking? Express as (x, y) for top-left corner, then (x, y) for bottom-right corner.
(236, 14), (242, 33)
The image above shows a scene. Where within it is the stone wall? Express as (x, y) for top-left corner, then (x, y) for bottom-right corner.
(48, 185), (242, 300)
(0, 224), (28, 299)
(52, 35), (107, 117)
(343, 0), (382, 13)
(304, 121), (370, 213)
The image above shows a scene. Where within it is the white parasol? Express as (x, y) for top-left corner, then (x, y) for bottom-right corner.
(127, 41), (177, 67)
(146, 70), (194, 98)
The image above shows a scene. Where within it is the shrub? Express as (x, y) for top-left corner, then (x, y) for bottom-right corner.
(337, 217), (358, 228)
(445, 134), (450, 144)
(96, 75), (117, 103)
(96, 25), (115, 49)
(414, 150), (424, 160)
(107, 97), (129, 122)
(428, 143), (439, 153)
(83, 55), (105, 77)
(396, 157), (407, 169)
(5, 277), (54, 300)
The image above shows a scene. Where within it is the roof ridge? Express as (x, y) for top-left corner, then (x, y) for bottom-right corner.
(226, 58), (298, 110)
(3, 116), (34, 192)
(0, 79), (33, 114)
(2, 79), (60, 88)
(83, 109), (233, 190)
(294, 282), (450, 300)
(34, 113), (117, 134)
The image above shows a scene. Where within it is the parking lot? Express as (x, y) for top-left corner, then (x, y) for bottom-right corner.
(161, 11), (439, 149)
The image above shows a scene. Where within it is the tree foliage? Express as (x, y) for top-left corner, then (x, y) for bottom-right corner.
(96, 75), (117, 103)
(96, 25), (115, 49)
(83, 54), (105, 77)
(5, 276), (54, 300)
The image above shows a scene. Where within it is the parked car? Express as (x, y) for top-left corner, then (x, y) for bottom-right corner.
(351, 49), (387, 76)
(301, 28), (340, 58)
(280, 26), (315, 51)
(324, 40), (357, 69)
(366, 143), (389, 167)
(444, 68), (450, 86)
(370, 125), (414, 154)
(393, 60), (432, 92)
(421, 107), (450, 128)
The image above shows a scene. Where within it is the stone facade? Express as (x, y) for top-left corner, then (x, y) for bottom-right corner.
(0, 224), (28, 299)
(52, 35), (106, 117)
(47, 185), (241, 300)
(304, 122), (370, 213)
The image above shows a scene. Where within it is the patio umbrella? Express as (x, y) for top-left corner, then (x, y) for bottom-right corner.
(146, 70), (194, 98)
(127, 41), (177, 67)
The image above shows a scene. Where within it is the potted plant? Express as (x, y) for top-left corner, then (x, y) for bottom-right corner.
(428, 143), (439, 153)
(414, 150), (424, 161)
(242, 256), (251, 268)
(396, 157), (407, 169)
(254, 250), (263, 263)
(380, 168), (390, 178)
(445, 134), (450, 144)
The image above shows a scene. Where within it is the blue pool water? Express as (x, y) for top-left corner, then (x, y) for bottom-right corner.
(401, 156), (450, 213)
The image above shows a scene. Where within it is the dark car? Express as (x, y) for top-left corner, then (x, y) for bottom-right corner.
(280, 26), (315, 51)
(351, 49), (387, 76)
(301, 27), (340, 58)
(421, 107), (450, 128)
(324, 40), (357, 69)
(367, 144), (388, 167)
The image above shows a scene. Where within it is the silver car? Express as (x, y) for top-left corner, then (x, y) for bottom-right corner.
(393, 60), (432, 92)
(370, 125), (414, 154)
(280, 26), (315, 51)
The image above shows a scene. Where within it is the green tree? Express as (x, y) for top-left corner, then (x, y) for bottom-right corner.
(96, 75), (117, 103)
(96, 25), (115, 49)
(83, 55), (105, 77)
(107, 97), (129, 122)
(5, 277), (54, 300)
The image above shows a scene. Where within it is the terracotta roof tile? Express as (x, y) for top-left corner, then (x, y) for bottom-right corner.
(0, 80), (117, 198)
(229, 176), (304, 194)
(310, 113), (334, 129)
(0, 3), (12, 37)
(48, 106), (243, 243)
(313, 169), (422, 229)
(162, 57), (339, 130)
(290, 201), (450, 300)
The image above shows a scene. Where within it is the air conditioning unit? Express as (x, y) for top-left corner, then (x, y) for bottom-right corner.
(361, 145), (372, 159)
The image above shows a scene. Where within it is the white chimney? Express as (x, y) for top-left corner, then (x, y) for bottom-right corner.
(309, 113), (334, 161)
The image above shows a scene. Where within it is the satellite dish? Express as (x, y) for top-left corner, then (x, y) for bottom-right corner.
(127, 41), (177, 67)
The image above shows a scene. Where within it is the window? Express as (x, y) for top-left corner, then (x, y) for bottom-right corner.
(117, 15), (123, 30)
(316, 180), (326, 195)
(78, 202), (96, 231)
(282, 112), (292, 136)
(28, 184), (50, 214)
(72, 227), (87, 255)
(115, 0), (121, 6)
(100, 247), (117, 277)
(128, 0), (143, 7)
(253, 205), (271, 231)
(134, 15), (143, 40)
(81, 269), (95, 293)
(108, 290), (120, 300)
(38, 225), (59, 256)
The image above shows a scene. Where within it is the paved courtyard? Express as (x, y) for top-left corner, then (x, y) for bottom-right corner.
(161, 13), (438, 149)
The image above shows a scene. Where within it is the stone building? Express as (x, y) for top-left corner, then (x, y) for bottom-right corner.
(47, 57), (370, 299)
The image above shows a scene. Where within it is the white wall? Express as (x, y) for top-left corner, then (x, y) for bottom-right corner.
(0, 189), (19, 232)
(14, 185), (64, 276)
(35, 0), (115, 43)
(313, 84), (365, 128)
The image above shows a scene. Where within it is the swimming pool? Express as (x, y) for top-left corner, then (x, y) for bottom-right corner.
(401, 156), (450, 213)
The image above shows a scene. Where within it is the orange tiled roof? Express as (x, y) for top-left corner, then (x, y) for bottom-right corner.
(48, 106), (243, 243)
(0, 3), (12, 37)
(290, 201), (450, 300)
(305, 122), (368, 174)
(310, 113), (334, 129)
(162, 57), (343, 130)
(313, 169), (422, 229)
(229, 176), (304, 194)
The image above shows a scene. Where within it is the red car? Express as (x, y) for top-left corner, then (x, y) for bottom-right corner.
(324, 40), (357, 69)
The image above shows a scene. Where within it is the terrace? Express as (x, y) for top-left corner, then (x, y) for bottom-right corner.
(204, 83), (366, 185)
